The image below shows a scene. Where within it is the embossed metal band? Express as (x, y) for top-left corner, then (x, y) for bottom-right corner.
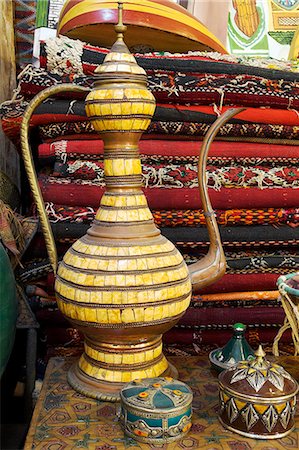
(85, 335), (162, 352)
(67, 312), (184, 328)
(104, 175), (142, 185)
(86, 98), (155, 105)
(121, 402), (193, 420)
(69, 247), (179, 260)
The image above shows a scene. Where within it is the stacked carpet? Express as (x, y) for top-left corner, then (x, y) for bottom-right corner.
(2, 35), (299, 350)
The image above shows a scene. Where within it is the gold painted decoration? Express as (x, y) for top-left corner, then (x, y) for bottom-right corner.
(20, 0), (240, 401)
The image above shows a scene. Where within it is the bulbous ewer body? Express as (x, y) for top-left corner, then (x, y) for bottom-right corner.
(20, 18), (244, 401)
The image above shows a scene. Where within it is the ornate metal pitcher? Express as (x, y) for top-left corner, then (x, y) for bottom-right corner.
(21, 2), (242, 401)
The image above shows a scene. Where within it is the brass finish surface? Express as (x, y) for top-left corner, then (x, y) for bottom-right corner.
(20, 1), (241, 400)
(189, 107), (245, 292)
(20, 84), (90, 273)
(68, 359), (178, 401)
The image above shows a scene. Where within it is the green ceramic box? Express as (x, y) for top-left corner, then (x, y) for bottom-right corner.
(119, 376), (193, 444)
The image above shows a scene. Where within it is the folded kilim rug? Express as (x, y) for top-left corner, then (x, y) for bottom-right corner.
(2, 98), (299, 145)
(177, 305), (285, 328)
(183, 250), (299, 272)
(16, 64), (299, 109)
(34, 301), (285, 334)
(3, 34), (299, 352)
(38, 139), (299, 163)
(16, 255), (281, 306)
(44, 203), (299, 227)
(46, 221), (299, 249)
(38, 176), (299, 209)
(40, 36), (299, 77)
(167, 225), (299, 248)
(37, 120), (299, 144)
(164, 327), (291, 347)
(49, 160), (299, 190)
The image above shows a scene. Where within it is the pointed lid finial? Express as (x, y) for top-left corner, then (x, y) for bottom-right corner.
(249, 344), (269, 371)
(94, 0), (146, 78)
(255, 345), (266, 362)
(115, 0), (127, 38)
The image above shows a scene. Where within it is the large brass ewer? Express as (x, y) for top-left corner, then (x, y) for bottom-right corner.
(21, 2), (242, 401)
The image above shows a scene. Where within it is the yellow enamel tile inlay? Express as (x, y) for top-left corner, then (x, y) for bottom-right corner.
(125, 89), (154, 100)
(88, 100), (154, 118)
(86, 86), (154, 102)
(56, 295), (191, 325)
(71, 240), (175, 258)
(110, 102), (123, 116)
(84, 342), (162, 364)
(104, 52), (136, 63)
(55, 277), (191, 306)
(121, 101), (133, 115)
(59, 265), (189, 287)
(96, 207), (152, 223)
(78, 354), (168, 383)
(100, 103), (112, 116)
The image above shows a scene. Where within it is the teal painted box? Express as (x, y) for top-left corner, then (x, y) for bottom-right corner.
(119, 376), (193, 444)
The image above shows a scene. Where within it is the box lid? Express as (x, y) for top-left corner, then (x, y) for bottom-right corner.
(219, 346), (299, 401)
(120, 376), (193, 413)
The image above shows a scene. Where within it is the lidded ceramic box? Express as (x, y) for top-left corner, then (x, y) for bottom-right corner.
(209, 323), (255, 372)
(119, 376), (193, 443)
(218, 346), (298, 439)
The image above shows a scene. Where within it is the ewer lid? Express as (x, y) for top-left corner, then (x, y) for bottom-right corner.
(209, 323), (255, 372)
(94, 1), (146, 81)
(219, 346), (299, 400)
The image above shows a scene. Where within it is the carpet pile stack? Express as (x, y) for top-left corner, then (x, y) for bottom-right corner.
(1, 35), (298, 352)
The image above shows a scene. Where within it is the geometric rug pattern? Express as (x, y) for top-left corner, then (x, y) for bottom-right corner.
(25, 356), (299, 449)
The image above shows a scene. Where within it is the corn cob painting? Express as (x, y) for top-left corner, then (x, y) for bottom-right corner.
(232, 0), (260, 37)
(227, 0), (269, 56)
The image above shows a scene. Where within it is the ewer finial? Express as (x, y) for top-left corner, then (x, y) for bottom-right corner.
(115, 0), (127, 37)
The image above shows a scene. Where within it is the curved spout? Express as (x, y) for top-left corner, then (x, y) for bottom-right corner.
(189, 107), (246, 293)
